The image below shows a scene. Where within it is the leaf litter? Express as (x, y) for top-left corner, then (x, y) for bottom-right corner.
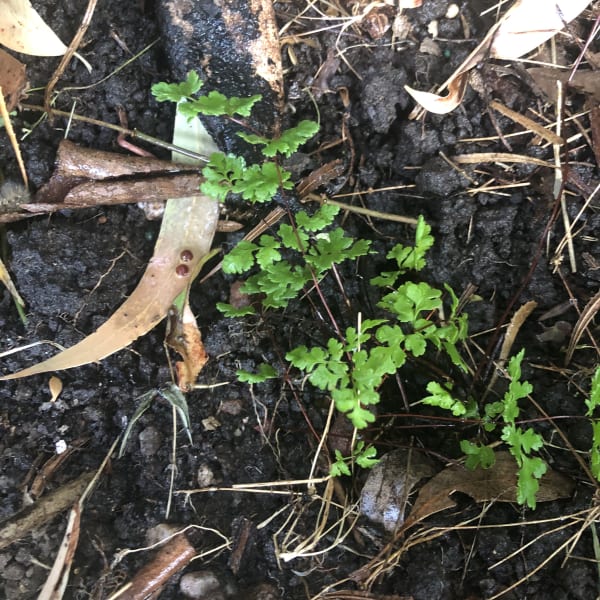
(0, 0), (596, 596)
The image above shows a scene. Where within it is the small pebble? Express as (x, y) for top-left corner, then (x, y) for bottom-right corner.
(139, 426), (162, 457)
(146, 523), (180, 546)
(245, 582), (281, 600)
(446, 4), (459, 19)
(197, 462), (216, 487)
(180, 570), (224, 599)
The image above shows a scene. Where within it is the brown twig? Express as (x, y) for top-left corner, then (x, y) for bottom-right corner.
(44, 0), (99, 117)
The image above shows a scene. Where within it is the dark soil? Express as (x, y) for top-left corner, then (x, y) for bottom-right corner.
(1, 1), (599, 599)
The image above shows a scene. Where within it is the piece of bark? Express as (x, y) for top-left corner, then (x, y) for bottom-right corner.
(157, 0), (284, 158)
(0, 140), (205, 222)
(0, 471), (94, 550)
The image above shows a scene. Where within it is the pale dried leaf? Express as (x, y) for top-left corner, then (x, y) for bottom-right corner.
(407, 0), (591, 114)
(405, 72), (468, 114)
(490, 0), (592, 60)
(0, 0), (67, 56)
(0, 256), (25, 311)
(48, 375), (63, 402)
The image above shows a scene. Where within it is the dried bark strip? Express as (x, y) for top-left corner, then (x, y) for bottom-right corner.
(0, 471), (94, 551)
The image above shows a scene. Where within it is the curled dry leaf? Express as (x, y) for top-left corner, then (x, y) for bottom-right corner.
(166, 301), (209, 392)
(405, 72), (469, 115)
(0, 0), (67, 56)
(406, 0), (592, 114)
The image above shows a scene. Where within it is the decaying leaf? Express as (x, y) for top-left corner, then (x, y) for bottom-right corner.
(406, 0), (592, 114)
(0, 195), (219, 379)
(0, 48), (26, 111)
(0, 0), (67, 56)
(166, 300), (209, 391)
(403, 452), (574, 529)
(529, 67), (600, 103)
(360, 449), (437, 532)
(405, 72), (469, 115)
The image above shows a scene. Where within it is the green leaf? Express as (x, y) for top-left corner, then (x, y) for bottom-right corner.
(286, 345), (327, 371)
(355, 443), (379, 469)
(278, 223), (308, 252)
(421, 381), (466, 416)
(460, 440), (496, 470)
(216, 302), (256, 317)
(237, 363), (278, 383)
(232, 162), (293, 203)
(585, 365), (600, 416)
(590, 421), (600, 479)
(331, 450), (352, 477)
(222, 240), (258, 274)
(256, 235), (282, 268)
(516, 455), (547, 509)
(295, 204), (340, 231)
(333, 388), (376, 429)
(201, 153), (246, 201)
(239, 120), (319, 157)
(159, 385), (194, 446)
(308, 229), (371, 273)
(192, 91), (262, 117)
(151, 71), (203, 103)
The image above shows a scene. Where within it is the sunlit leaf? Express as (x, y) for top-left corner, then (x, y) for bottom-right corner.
(0, 0), (67, 56)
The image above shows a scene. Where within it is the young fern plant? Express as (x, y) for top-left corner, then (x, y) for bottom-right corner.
(152, 71), (318, 205)
(456, 349), (546, 509)
(152, 73), (472, 478)
(286, 217), (469, 430)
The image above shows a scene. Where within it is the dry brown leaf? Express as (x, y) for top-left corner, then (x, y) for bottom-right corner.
(403, 452), (574, 528)
(166, 300), (208, 391)
(0, 0), (67, 56)
(48, 375), (63, 402)
(0, 48), (26, 111)
(406, 0), (591, 114)
(529, 67), (600, 103)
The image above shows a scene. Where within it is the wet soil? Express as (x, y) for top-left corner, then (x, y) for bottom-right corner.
(0, 1), (599, 599)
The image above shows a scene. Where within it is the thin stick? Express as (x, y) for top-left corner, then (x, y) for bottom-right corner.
(21, 104), (210, 163)
(305, 194), (418, 225)
(0, 87), (28, 187)
(44, 0), (99, 116)
(554, 81), (576, 272)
